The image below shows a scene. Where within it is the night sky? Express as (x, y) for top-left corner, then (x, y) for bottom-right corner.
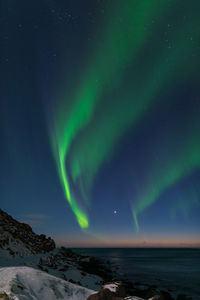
(0, 0), (200, 247)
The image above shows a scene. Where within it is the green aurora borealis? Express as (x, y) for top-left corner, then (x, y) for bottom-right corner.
(49, 0), (200, 231)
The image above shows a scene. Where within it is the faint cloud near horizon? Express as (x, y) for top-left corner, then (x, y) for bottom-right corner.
(19, 213), (51, 228)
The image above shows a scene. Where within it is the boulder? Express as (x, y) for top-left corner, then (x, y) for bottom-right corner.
(146, 289), (173, 300)
(149, 295), (165, 300)
(0, 292), (9, 299)
(87, 281), (126, 300)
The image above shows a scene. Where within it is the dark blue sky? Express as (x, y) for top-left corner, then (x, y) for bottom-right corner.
(0, 0), (199, 247)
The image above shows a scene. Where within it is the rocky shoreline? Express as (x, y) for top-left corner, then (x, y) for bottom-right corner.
(73, 250), (195, 300)
(0, 209), (197, 299)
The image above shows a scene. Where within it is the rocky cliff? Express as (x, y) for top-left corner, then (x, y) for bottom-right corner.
(0, 209), (55, 257)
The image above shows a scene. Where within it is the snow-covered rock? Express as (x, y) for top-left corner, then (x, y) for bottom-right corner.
(125, 297), (146, 300)
(37, 247), (103, 290)
(87, 281), (126, 299)
(103, 282), (122, 292)
(0, 209), (55, 257)
(0, 266), (95, 300)
(0, 209), (104, 291)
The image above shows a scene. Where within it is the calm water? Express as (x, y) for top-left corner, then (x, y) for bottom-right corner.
(73, 248), (200, 298)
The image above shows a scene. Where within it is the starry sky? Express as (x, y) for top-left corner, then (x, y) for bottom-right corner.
(0, 0), (200, 247)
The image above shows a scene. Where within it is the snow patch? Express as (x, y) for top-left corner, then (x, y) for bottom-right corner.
(0, 266), (95, 300)
(103, 281), (120, 292)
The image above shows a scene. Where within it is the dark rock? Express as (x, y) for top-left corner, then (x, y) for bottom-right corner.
(0, 209), (56, 255)
(80, 256), (113, 281)
(145, 288), (160, 298)
(69, 279), (76, 284)
(176, 295), (193, 300)
(159, 291), (174, 300)
(0, 292), (9, 299)
(149, 295), (165, 300)
(17, 285), (24, 290)
(145, 288), (174, 300)
(87, 281), (126, 300)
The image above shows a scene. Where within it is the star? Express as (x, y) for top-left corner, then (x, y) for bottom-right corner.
(113, 210), (117, 214)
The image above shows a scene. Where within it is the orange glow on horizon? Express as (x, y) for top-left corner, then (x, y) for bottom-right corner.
(55, 235), (200, 248)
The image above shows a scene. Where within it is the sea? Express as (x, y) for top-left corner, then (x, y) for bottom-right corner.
(73, 248), (200, 299)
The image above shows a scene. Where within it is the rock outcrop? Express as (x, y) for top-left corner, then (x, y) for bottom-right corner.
(86, 282), (184, 300)
(87, 281), (126, 300)
(0, 209), (195, 300)
(0, 209), (55, 256)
